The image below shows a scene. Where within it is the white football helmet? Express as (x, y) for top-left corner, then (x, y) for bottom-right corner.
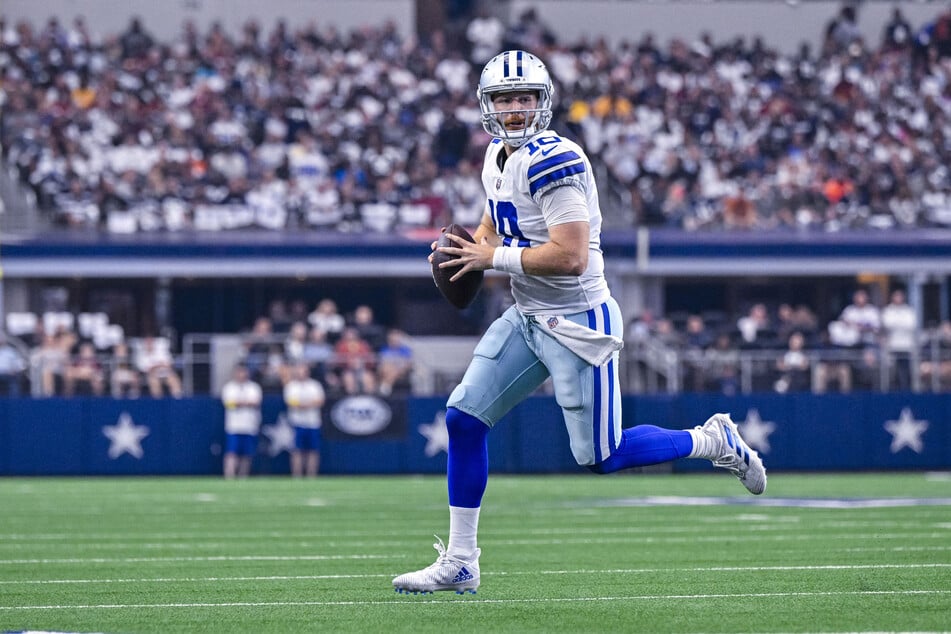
(477, 50), (554, 148)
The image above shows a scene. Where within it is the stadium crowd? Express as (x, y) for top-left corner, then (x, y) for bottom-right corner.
(2, 284), (950, 398)
(626, 287), (951, 395)
(0, 297), (415, 400)
(0, 4), (950, 233)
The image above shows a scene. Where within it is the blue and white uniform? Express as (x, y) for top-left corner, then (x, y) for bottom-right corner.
(447, 131), (623, 466)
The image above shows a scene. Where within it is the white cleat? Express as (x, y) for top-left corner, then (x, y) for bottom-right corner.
(392, 536), (480, 595)
(698, 413), (767, 495)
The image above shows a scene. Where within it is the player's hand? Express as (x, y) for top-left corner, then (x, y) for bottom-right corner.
(437, 234), (495, 282)
(427, 227), (446, 264)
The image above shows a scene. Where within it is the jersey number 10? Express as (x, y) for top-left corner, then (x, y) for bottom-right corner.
(489, 199), (530, 247)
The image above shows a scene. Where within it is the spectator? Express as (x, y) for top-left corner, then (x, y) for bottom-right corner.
(243, 316), (275, 382)
(301, 327), (335, 386)
(919, 321), (951, 391)
(284, 361), (326, 478)
(683, 314), (713, 391)
(109, 342), (141, 399)
(815, 325), (854, 393)
(881, 288), (918, 390)
(0, 334), (28, 397)
(377, 328), (414, 396)
(839, 289), (882, 348)
(736, 303), (773, 347)
(823, 4), (863, 55)
(135, 336), (183, 398)
(222, 364), (262, 479)
(257, 344), (288, 394)
(774, 331), (811, 393)
(333, 327), (376, 395)
(30, 330), (74, 397)
(882, 6), (914, 51)
(63, 341), (106, 397)
(703, 332), (740, 395)
(266, 299), (293, 334)
(119, 16), (154, 60)
(350, 304), (386, 351)
(465, 8), (505, 65)
(283, 321), (309, 366)
(308, 299), (345, 343)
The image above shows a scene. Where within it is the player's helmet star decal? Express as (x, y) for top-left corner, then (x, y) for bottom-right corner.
(102, 412), (150, 459)
(884, 407), (929, 454)
(419, 410), (450, 457)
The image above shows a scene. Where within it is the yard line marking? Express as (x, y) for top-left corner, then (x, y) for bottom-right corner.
(2, 563), (948, 586)
(0, 554), (395, 565)
(2, 530), (948, 554)
(1, 589), (948, 611)
(844, 545), (951, 552)
(596, 496), (951, 508)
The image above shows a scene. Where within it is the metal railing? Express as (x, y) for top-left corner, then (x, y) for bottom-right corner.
(626, 334), (951, 395)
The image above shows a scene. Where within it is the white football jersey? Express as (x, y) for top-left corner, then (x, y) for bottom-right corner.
(481, 131), (610, 314)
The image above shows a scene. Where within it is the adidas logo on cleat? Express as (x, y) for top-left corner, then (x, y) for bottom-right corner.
(452, 567), (474, 584)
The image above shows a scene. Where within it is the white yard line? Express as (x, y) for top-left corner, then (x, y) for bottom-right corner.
(1, 589), (949, 611)
(0, 530), (948, 555)
(0, 563), (947, 586)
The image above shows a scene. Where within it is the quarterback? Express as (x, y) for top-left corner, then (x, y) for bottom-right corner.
(393, 50), (766, 595)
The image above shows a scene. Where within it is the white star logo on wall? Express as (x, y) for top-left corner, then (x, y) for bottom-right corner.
(884, 407), (929, 454)
(102, 412), (150, 459)
(419, 410), (450, 457)
(262, 414), (297, 456)
(737, 409), (776, 454)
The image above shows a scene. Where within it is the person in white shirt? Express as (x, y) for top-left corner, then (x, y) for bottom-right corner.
(222, 364), (263, 479)
(881, 287), (918, 390)
(839, 288), (882, 347)
(283, 362), (326, 478)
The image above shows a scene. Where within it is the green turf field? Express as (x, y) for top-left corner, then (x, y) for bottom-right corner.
(1, 472), (949, 633)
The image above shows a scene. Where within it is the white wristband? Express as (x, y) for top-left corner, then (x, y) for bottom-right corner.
(493, 246), (525, 274)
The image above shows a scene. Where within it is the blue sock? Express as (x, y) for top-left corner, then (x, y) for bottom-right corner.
(446, 407), (489, 508)
(588, 425), (694, 474)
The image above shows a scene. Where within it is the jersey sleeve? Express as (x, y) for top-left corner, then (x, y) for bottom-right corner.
(526, 140), (587, 202)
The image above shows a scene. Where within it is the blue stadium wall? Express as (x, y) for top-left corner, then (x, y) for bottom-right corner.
(0, 393), (947, 476)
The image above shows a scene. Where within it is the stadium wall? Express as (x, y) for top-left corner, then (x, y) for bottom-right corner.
(1, 393), (946, 476)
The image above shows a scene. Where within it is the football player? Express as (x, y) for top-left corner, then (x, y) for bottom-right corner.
(393, 50), (766, 595)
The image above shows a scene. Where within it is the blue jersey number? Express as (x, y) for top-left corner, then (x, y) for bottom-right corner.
(524, 135), (560, 156)
(488, 200), (530, 247)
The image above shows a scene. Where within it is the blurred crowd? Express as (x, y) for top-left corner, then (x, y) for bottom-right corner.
(2, 285), (949, 398)
(627, 287), (951, 395)
(239, 298), (413, 397)
(0, 297), (414, 399)
(1, 4), (950, 233)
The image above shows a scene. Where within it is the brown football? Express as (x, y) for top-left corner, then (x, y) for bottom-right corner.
(431, 224), (484, 309)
